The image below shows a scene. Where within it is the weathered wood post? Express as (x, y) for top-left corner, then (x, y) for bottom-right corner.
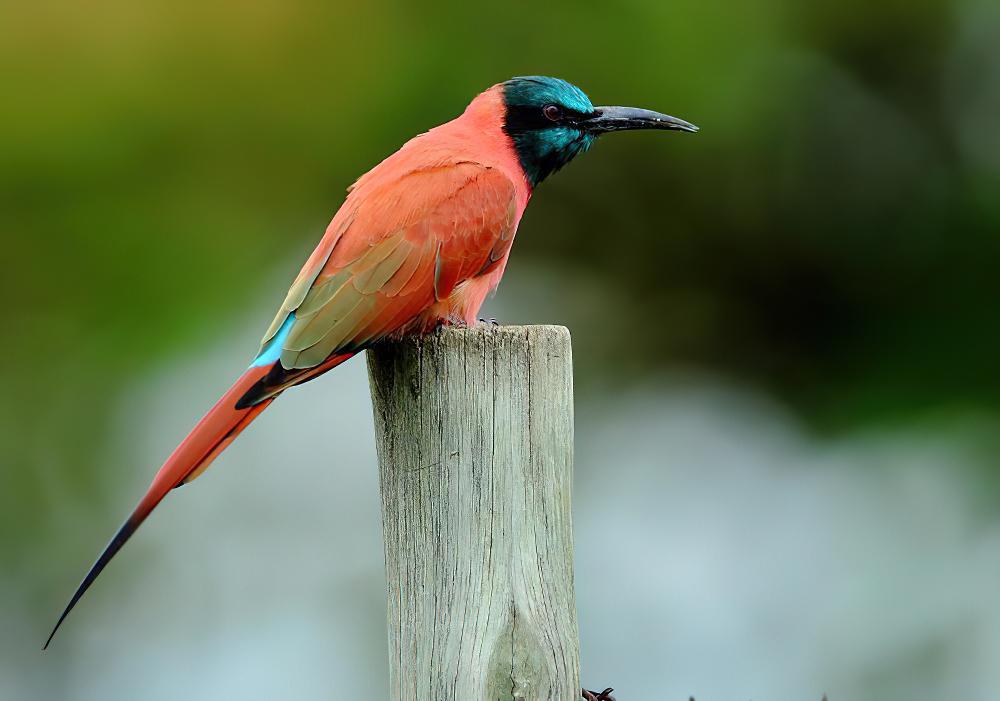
(366, 325), (579, 701)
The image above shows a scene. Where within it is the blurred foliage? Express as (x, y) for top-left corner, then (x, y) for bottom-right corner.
(2, 0), (999, 585)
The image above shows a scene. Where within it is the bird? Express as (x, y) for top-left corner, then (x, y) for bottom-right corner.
(44, 75), (697, 649)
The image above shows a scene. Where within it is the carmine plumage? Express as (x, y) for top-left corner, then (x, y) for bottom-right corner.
(45, 76), (696, 648)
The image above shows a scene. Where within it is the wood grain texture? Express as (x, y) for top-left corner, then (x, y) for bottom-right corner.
(367, 325), (579, 701)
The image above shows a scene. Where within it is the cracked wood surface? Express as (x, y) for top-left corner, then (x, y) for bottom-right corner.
(367, 325), (580, 701)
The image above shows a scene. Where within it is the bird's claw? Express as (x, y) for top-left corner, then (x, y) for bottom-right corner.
(582, 688), (616, 701)
(478, 317), (500, 326)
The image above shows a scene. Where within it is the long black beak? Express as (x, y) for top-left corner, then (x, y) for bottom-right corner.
(581, 106), (699, 134)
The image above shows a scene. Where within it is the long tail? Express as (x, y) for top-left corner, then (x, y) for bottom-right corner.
(43, 363), (278, 650)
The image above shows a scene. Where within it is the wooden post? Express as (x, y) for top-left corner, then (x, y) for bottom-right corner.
(366, 325), (579, 701)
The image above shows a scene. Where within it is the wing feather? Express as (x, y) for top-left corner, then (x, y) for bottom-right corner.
(255, 162), (519, 374)
(380, 238), (428, 297)
(352, 237), (414, 294)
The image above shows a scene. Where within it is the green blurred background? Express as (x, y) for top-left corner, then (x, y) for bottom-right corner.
(3, 1), (1000, 699)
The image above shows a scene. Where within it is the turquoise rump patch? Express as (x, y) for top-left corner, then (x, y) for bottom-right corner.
(251, 313), (295, 368)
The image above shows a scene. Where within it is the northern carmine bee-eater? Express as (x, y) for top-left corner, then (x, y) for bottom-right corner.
(45, 76), (697, 648)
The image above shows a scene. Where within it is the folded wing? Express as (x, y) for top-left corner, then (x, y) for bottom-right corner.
(239, 161), (519, 406)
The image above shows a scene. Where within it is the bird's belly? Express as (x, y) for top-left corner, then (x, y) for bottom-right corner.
(412, 269), (504, 331)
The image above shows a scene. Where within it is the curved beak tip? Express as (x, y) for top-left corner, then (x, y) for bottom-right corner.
(646, 113), (699, 133)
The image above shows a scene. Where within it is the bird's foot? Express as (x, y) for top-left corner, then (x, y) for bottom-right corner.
(582, 688), (616, 701)
(478, 317), (500, 326)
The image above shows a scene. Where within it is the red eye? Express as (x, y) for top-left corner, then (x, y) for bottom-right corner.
(542, 104), (562, 122)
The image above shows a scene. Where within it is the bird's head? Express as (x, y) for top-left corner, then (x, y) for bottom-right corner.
(501, 75), (698, 187)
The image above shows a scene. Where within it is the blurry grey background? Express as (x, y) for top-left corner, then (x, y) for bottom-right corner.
(3, 0), (1000, 699)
